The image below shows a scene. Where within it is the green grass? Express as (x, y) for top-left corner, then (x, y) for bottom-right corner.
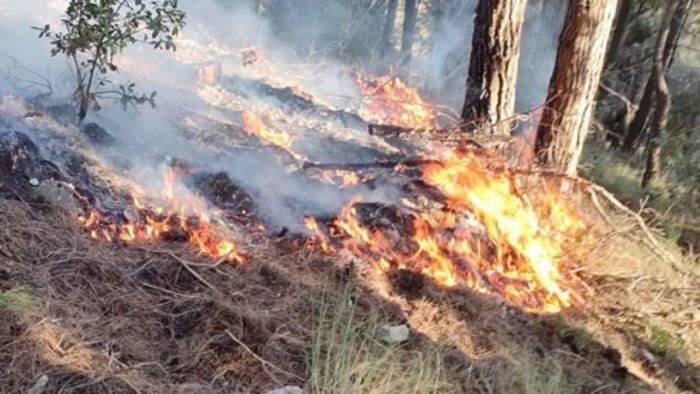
(516, 357), (575, 394)
(309, 285), (451, 394)
(649, 326), (686, 356)
(580, 141), (698, 242)
(0, 287), (36, 311)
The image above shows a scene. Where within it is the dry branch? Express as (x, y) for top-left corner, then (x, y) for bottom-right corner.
(224, 329), (303, 383)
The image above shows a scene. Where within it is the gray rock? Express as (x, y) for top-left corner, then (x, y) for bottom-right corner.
(27, 375), (49, 394)
(379, 324), (409, 344)
(263, 386), (305, 394)
(31, 180), (80, 215)
(81, 122), (114, 145)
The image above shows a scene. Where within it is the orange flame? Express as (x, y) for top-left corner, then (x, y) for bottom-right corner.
(357, 75), (437, 129)
(241, 111), (294, 149)
(313, 151), (585, 313)
(320, 170), (363, 187)
(78, 168), (244, 263)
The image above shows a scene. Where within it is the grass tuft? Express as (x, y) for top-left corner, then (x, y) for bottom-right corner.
(0, 287), (36, 311)
(309, 284), (451, 394)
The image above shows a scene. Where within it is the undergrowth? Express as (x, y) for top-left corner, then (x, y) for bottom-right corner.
(309, 284), (451, 394)
(0, 287), (35, 311)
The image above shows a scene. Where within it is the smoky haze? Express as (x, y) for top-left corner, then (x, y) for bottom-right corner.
(0, 0), (565, 229)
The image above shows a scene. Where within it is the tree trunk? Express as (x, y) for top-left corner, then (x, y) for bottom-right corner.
(621, 76), (655, 152)
(401, 0), (418, 63)
(622, 0), (691, 152)
(605, 0), (632, 68)
(383, 0), (399, 53)
(534, 0), (619, 176)
(461, 0), (528, 136)
(642, 0), (680, 188)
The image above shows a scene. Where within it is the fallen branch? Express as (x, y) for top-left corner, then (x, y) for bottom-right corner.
(510, 167), (690, 275)
(225, 329), (303, 383)
(168, 252), (219, 292)
(302, 158), (438, 171)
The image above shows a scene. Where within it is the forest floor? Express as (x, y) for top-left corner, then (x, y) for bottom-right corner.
(0, 194), (697, 393)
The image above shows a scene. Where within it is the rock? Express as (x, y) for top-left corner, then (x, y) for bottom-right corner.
(27, 375), (49, 394)
(379, 324), (409, 344)
(263, 386), (305, 394)
(81, 122), (114, 145)
(28, 178), (40, 186)
(31, 180), (81, 215)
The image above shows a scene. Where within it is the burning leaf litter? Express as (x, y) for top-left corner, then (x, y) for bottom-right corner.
(68, 66), (585, 314)
(77, 167), (244, 263)
(357, 75), (438, 129)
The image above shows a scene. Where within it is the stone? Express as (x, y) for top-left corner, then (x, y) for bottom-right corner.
(27, 375), (49, 394)
(81, 122), (114, 145)
(28, 178), (40, 186)
(263, 386), (305, 394)
(379, 324), (409, 344)
(31, 180), (81, 215)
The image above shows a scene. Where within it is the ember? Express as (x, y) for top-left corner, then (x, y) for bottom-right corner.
(320, 169), (365, 187)
(357, 75), (437, 129)
(77, 168), (244, 263)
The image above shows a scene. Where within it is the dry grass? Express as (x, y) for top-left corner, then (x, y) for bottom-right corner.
(0, 197), (697, 393)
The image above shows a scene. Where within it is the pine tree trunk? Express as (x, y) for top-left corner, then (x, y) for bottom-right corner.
(605, 0), (632, 68)
(461, 0), (528, 136)
(383, 0), (399, 53)
(401, 0), (418, 63)
(622, 0), (691, 152)
(534, 0), (619, 176)
(642, 0), (680, 188)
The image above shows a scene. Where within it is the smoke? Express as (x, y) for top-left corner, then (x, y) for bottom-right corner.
(0, 0), (566, 231)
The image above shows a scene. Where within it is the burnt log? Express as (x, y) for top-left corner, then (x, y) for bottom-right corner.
(302, 158), (438, 172)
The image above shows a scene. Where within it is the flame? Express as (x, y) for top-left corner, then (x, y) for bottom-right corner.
(78, 168), (244, 263)
(303, 216), (334, 253)
(320, 170), (363, 187)
(309, 151), (585, 313)
(357, 75), (437, 129)
(241, 111), (294, 149)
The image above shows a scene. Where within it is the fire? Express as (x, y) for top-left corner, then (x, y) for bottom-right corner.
(320, 169), (364, 187)
(77, 168), (244, 263)
(357, 75), (437, 129)
(422, 151), (585, 311)
(241, 111), (294, 149)
(309, 151), (585, 313)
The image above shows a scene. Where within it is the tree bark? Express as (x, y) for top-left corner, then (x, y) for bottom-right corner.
(642, 0), (680, 188)
(401, 0), (418, 63)
(621, 0), (692, 152)
(383, 0), (399, 53)
(534, 0), (619, 176)
(461, 0), (528, 136)
(605, 0), (633, 68)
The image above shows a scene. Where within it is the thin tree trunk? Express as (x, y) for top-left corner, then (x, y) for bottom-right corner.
(622, 0), (691, 152)
(642, 0), (680, 188)
(621, 78), (655, 151)
(534, 0), (619, 176)
(383, 0), (399, 53)
(605, 0), (633, 68)
(461, 0), (528, 136)
(401, 0), (418, 63)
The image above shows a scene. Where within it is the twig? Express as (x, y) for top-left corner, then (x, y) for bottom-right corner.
(224, 329), (304, 382)
(167, 252), (218, 292)
(510, 167), (690, 274)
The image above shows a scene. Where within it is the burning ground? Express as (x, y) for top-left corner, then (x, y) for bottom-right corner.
(0, 4), (699, 394)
